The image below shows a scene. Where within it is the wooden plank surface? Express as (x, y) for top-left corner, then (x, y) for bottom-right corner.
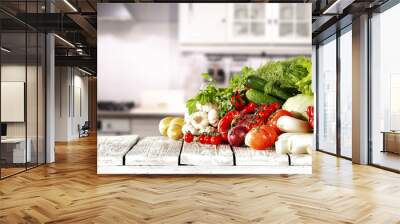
(97, 135), (139, 166)
(125, 136), (182, 166)
(5, 136), (400, 224)
(99, 165), (312, 174)
(180, 142), (233, 166)
(289, 154), (312, 166)
(233, 146), (289, 166)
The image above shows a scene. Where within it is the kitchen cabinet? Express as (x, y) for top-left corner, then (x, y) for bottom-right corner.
(178, 3), (228, 44)
(227, 3), (269, 43)
(227, 3), (311, 44)
(179, 3), (311, 45)
(274, 4), (311, 43)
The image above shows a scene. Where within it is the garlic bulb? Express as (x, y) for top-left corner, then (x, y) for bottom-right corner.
(190, 112), (209, 129)
(182, 123), (199, 135)
(207, 109), (219, 127)
(200, 126), (215, 134)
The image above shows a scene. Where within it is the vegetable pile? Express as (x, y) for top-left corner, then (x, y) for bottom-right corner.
(159, 56), (315, 154)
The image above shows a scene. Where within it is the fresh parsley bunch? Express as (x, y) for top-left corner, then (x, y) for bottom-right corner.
(186, 67), (253, 118)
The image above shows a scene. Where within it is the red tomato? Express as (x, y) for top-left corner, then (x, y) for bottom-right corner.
(245, 126), (276, 150)
(210, 135), (222, 145)
(260, 125), (278, 143)
(184, 132), (194, 143)
(204, 135), (212, 144)
(199, 134), (206, 144)
(267, 109), (292, 134)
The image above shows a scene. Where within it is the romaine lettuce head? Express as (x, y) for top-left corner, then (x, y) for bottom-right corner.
(257, 56), (313, 96)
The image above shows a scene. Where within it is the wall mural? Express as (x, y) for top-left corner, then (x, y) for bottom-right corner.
(97, 3), (313, 174)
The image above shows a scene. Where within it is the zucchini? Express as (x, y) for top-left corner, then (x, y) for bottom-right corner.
(245, 89), (281, 105)
(245, 75), (266, 92)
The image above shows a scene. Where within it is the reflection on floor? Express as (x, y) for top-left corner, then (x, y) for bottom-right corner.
(0, 162), (42, 178)
(0, 167), (25, 177)
(373, 150), (400, 170)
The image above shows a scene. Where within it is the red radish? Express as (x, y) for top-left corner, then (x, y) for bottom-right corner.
(307, 106), (314, 129)
(240, 102), (258, 115)
(267, 109), (292, 135)
(231, 92), (246, 110)
(218, 110), (239, 133)
(221, 132), (228, 142)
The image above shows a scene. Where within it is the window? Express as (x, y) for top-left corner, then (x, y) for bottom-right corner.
(339, 27), (352, 158)
(317, 36), (337, 154)
(370, 3), (400, 171)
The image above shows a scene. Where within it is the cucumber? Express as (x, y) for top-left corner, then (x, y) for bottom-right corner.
(264, 85), (296, 100)
(245, 89), (281, 105)
(245, 75), (266, 92)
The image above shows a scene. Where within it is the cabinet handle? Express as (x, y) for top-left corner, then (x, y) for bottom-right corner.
(221, 18), (226, 23)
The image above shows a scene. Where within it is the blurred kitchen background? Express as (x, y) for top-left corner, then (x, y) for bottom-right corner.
(97, 3), (312, 136)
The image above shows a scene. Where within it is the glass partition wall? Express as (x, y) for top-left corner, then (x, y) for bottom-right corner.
(317, 35), (337, 155)
(316, 25), (352, 159)
(339, 26), (352, 159)
(0, 3), (46, 179)
(370, 3), (400, 171)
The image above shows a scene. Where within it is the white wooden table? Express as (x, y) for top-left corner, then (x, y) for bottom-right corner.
(97, 136), (312, 174)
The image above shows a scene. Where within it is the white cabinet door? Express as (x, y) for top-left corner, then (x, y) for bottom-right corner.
(227, 3), (270, 43)
(273, 4), (311, 44)
(179, 3), (228, 44)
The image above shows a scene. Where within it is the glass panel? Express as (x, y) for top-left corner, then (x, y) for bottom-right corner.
(296, 22), (309, 38)
(27, 31), (38, 169)
(339, 29), (352, 158)
(317, 37), (337, 154)
(295, 4), (307, 20)
(279, 4), (293, 20)
(233, 22), (249, 36)
(1, 31), (27, 177)
(26, 0), (39, 169)
(279, 23), (293, 37)
(250, 4), (265, 20)
(38, 33), (45, 165)
(250, 22), (265, 36)
(371, 4), (400, 171)
(234, 4), (248, 20)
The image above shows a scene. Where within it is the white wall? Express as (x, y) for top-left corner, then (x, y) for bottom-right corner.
(55, 67), (89, 141)
(98, 4), (191, 105)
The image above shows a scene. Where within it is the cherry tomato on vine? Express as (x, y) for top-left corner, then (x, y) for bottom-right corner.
(210, 135), (223, 145)
(184, 132), (194, 143)
(199, 134), (206, 144)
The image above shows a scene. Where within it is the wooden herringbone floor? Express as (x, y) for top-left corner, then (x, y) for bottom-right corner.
(1, 135), (400, 224)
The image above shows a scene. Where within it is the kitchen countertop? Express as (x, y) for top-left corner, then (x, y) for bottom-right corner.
(98, 106), (185, 118)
